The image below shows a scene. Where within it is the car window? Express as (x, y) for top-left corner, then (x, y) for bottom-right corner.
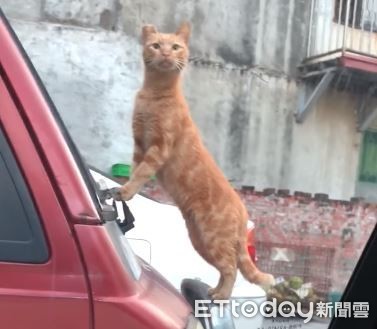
(0, 128), (48, 263)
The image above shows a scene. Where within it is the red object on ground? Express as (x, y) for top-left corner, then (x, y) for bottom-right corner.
(247, 227), (257, 263)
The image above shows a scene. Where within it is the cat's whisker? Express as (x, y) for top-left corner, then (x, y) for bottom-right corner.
(176, 62), (184, 72)
(143, 56), (154, 65)
(176, 58), (186, 65)
(174, 60), (182, 71)
(175, 59), (186, 71)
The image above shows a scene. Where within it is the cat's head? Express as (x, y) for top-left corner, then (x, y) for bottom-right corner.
(141, 22), (190, 72)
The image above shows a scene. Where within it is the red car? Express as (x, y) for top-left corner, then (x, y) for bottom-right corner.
(0, 9), (208, 329)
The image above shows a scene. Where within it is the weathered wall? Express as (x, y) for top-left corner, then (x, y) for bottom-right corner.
(9, 19), (143, 169)
(117, 0), (310, 75)
(0, 0), (365, 200)
(184, 66), (361, 198)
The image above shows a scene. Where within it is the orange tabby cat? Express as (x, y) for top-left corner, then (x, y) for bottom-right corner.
(117, 22), (275, 299)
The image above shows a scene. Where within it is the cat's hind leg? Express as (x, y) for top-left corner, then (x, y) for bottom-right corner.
(205, 240), (238, 300)
(184, 212), (238, 300)
(208, 263), (237, 300)
(207, 276), (223, 296)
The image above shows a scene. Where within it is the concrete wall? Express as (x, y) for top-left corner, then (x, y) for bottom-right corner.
(184, 66), (361, 198)
(0, 0), (365, 200)
(9, 19), (142, 169)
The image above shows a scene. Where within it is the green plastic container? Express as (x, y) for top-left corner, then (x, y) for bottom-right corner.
(111, 163), (157, 181)
(111, 163), (131, 178)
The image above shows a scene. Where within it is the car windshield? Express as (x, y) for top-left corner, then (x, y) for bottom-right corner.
(4, 1), (376, 327)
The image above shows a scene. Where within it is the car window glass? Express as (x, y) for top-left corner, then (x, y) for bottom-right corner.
(0, 128), (48, 263)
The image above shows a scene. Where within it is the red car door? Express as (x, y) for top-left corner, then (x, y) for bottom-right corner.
(0, 12), (91, 329)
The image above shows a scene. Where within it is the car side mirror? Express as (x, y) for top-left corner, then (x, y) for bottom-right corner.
(98, 187), (135, 234)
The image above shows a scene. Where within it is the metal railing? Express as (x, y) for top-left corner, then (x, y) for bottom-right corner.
(307, 0), (377, 58)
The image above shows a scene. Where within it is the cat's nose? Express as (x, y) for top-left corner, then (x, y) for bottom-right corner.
(161, 48), (170, 56)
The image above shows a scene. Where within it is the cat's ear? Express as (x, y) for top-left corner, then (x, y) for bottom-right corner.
(141, 24), (157, 43)
(175, 21), (191, 44)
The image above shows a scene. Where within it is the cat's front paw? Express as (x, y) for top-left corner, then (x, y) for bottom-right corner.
(120, 184), (137, 201)
(208, 288), (230, 301)
(111, 185), (136, 201)
(208, 287), (216, 296)
(110, 187), (123, 201)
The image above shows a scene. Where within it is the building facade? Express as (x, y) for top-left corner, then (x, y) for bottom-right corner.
(1, 0), (377, 201)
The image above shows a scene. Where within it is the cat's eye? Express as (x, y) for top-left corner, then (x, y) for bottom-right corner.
(172, 44), (181, 50)
(151, 43), (160, 49)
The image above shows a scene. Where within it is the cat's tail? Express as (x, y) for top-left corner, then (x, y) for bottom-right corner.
(237, 241), (275, 290)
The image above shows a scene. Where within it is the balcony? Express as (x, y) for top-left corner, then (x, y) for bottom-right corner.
(307, 0), (377, 59)
(296, 0), (377, 128)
